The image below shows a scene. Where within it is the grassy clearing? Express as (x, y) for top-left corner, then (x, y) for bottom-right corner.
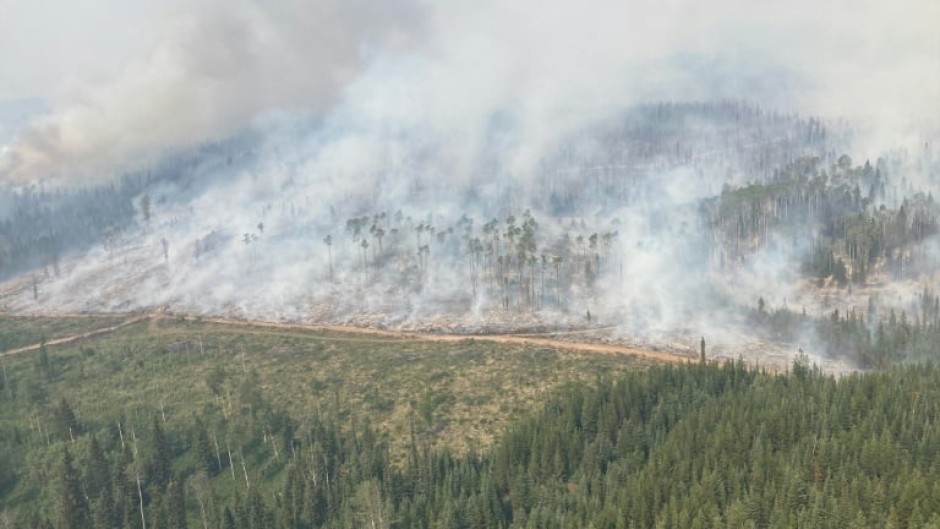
(0, 316), (650, 462)
(0, 313), (129, 352)
(0, 315), (658, 522)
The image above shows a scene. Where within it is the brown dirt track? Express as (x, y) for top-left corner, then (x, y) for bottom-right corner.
(2, 311), (691, 364)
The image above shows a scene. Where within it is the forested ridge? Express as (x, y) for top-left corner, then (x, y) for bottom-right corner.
(5, 102), (937, 340)
(1, 102), (838, 306)
(6, 347), (940, 528)
(1, 0), (937, 524)
(754, 287), (940, 369)
(0, 136), (255, 280)
(3, 101), (940, 529)
(705, 153), (939, 285)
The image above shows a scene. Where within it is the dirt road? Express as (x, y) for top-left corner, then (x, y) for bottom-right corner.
(1, 311), (692, 364)
(195, 316), (690, 363)
(0, 313), (152, 357)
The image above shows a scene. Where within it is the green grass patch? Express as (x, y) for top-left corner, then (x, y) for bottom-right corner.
(0, 315), (648, 520)
(0, 313), (128, 352)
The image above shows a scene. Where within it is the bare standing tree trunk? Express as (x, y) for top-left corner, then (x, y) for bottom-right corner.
(239, 448), (251, 489)
(228, 444), (236, 482)
(136, 470), (146, 529)
(353, 480), (389, 529)
(1, 362), (9, 401)
(131, 428), (147, 529)
(191, 483), (209, 529)
(323, 235), (333, 281)
(268, 429), (280, 461)
(213, 433), (222, 472)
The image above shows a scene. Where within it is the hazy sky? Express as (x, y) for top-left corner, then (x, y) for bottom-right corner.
(0, 0), (203, 100)
(0, 0), (937, 183)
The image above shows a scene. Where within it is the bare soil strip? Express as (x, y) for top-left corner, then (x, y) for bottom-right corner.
(190, 316), (691, 364)
(1, 311), (691, 364)
(0, 314), (152, 356)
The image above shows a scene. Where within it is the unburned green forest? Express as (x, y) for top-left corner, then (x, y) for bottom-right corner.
(3, 317), (940, 527)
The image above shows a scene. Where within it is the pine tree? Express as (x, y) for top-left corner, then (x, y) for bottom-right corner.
(305, 480), (327, 527)
(221, 507), (236, 529)
(150, 488), (165, 529)
(166, 477), (188, 529)
(246, 487), (267, 529)
(193, 418), (217, 477)
(59, 447), (91, 529)
(146, 416), (172, 489)
(55, 397), (82, 441)
(92, 492), (115, 529)
(86, 435), (111, 499)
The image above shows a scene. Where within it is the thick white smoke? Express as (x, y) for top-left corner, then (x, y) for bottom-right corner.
(0, 0), (424, 182)
(1, 0), (938, 183)
(0, 0), (937, 374)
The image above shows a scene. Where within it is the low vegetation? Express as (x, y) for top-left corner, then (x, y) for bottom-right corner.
(0, 315), (648, 527)
(0, 314), (127, 353)
(6, 316), (940, 527)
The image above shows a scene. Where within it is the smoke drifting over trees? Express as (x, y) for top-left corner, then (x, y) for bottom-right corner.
(2, 0), (938, 181)
(0, 0), (939, 365)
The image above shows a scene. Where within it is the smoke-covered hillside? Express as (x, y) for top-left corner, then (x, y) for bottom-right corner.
(1, 0), (938, 369)
(1, 100), (938, 369)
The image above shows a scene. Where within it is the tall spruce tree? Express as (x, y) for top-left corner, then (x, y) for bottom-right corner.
(59, 447), (91, 529)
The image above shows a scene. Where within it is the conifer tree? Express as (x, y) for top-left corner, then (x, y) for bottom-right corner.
(59, 447), (91, 529)
(86, 435), (110, 499)
(146, 416), (172, 489)
(166, 477), (188, 529)
(193, 418), (217, 477)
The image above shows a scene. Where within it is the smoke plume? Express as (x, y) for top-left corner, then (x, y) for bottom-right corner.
(0, 0), (938, 373)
